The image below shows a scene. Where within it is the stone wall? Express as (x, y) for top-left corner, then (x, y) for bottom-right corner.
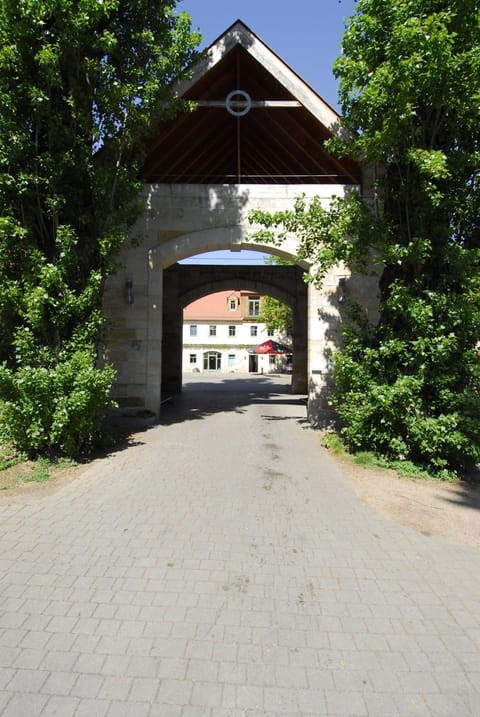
(102, 182), (379, 420)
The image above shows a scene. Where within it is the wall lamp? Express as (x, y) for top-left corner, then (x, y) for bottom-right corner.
(338, 277), (347, 304)
(125, 279), (134, 305)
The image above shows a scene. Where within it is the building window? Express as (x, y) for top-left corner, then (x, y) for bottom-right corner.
(229, 298), (237, 311)
(189, 354), (197, 364)
(248, 295), (260, 317)
(267, 329), (274, 337)
(269, 355), (276, 366)
(190, 324), (197, 337)
(228, 354), (235, 366)
(228, 325), (236, 337)
(250, 325), (258, 337)
(209, 325), (216, 337)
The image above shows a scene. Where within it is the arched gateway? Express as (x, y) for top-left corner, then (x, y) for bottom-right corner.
(102, 20), (378, 422)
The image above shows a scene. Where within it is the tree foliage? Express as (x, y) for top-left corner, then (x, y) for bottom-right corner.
(259, 296), (292, 336)
(0, 0), (200, 455)
(259, 256), (293, 335)
(251, 0), (480, 477)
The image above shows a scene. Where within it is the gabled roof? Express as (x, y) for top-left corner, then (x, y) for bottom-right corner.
(141, 20), (360, 185)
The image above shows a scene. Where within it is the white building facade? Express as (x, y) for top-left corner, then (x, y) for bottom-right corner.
(182, 290), (291, 374)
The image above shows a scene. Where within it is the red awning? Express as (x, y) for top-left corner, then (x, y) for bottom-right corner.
(248, 339), (292, 354)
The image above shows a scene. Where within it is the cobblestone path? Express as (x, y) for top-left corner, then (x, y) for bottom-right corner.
(0, 376), (479, 716)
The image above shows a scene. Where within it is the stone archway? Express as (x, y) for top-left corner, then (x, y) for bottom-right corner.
(160, 263), (308, 397)
(101, 185), (376, 422)
(100, 20), (380, 423)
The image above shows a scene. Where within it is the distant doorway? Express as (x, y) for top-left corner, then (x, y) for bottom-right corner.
(249, 355), (258, 373)
(203, 351), (221, 371)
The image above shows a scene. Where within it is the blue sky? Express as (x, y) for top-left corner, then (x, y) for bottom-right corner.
(176, 0), (359, 265)
(178, 0), (358, 111)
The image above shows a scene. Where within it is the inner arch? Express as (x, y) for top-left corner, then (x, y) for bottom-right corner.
(161, 263), (308, 398)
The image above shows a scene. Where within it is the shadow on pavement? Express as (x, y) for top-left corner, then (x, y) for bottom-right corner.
(160, 374), (307, 426)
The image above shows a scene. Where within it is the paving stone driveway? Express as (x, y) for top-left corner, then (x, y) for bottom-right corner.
(0, 375), (479, 717)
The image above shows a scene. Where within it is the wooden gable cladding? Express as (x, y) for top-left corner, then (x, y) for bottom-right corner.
(140, 27), (361, 185)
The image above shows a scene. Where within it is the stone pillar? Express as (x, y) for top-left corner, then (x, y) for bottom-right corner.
(291, 280), (308, 394)
(102, 247), (150, 410)
(161, 268), (183, 397)
(306, 266), (352, 426)
(144, 253), (163, 415)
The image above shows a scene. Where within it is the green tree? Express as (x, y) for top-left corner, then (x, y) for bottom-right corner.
(259, 296), (292, 336)
(259, 256), (293, 335)
(251, 0), (480, 477)
(0, 0), (200, 455)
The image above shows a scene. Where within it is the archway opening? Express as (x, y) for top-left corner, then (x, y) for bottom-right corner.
(161, 258), (308, 403)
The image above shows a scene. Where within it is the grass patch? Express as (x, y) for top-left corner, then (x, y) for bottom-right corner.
(24, 458), (51, 483)
(353, 451), (387, 468)
(320, 432), (459, 482)
(321, 431), (345, 455)
(353, 451), (457, 482)
(0, 455), (24, 471)
(0, 445), (77, 492)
